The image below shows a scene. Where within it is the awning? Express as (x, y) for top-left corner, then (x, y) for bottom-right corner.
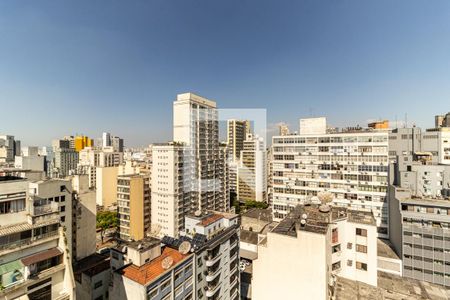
(21, 248), (63, 266)
(0, 260), (24, 275)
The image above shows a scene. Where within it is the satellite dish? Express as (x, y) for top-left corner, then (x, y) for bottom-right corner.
(300, 219), (307, 226)
(301, 213), (308, 220)
(179, 241), (191, 255)
(162, 256), (174, 270)
(137, 244), (143, 250)
(194, 210), (202, 217)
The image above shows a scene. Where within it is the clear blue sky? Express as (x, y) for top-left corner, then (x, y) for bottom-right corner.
(1, 1), (449, 146)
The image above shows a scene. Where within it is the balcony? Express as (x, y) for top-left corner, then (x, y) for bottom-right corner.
(206, 253), (221, 267)
(31, 202), (59, 216)
(205, 282), (221, 297)
(0, 230), (59, 254)
(206, 267), (221, 282)
(230, 239), (238, 249)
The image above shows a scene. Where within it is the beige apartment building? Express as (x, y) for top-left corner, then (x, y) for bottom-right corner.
(117, 174), (151, 241)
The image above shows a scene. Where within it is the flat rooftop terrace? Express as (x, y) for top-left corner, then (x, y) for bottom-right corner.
(334, 271), (450, 300)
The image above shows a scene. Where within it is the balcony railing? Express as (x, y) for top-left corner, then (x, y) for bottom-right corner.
(205, 282), (221, 297)
(31, 202), (59, 216)
(0, 231), (59, 252)
(206, 267), (221, 282)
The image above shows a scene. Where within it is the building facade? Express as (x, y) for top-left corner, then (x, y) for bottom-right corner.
(0, 176), (75, 299)
(237, 134), (267, 203)
(117, 174), (151, 241)
(252, 204), (378, 300)
(272, 117), (389, 238)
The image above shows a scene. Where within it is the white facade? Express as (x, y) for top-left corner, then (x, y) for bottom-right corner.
(237, 134), (267, 202)
(78, 146), (123, 188)
(151, 143), (187, 237)
(272, 117), (389, 238)
(252, 205), (378, 300)
(151, 93), (228, 237)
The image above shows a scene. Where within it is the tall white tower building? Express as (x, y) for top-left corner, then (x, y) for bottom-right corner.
(151, 93), (228, 237)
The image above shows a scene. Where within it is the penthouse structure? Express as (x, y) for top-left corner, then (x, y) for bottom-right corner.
(272, 117), (389, 237)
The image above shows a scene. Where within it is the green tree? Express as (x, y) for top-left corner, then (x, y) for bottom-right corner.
(97, 210), (118, 243)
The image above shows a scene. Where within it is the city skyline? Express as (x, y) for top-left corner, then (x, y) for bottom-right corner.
(1, 1), (450, 146)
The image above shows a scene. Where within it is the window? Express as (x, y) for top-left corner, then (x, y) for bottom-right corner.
(160, 279), (171, 290)
(60, 195), (65, 202)
(148, 288), (158, 299)
(347, 243), (352, 249)
(356, 228), (367, 237)
(356, 262), (367, 271)
(347, 260), (353, 267)
(60, 216), (65, 222)
(356, 244), (367, 253)
(331, 228), (338, 244)
(332, 244), (341, 253)
(332, 261), (341, 271)
(60, 205), (65, 212)
(94, 281), (103, 289)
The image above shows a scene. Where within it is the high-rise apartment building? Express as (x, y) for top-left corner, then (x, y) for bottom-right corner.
(151, 93), (228, 237)
(435, 112), (450, 128)
(0, 176), (75, 299)
(237, 134), (267, 202)
(110, 211), (240, 300)
(111, 136), (124, 152)
(227, 119), (250, 162)
(0, 135), (21, 163)
(78, 146), (123, 188)
(272, 117), (390, 238)
(29, 179), (74, 258)
(74, 135), (93, 152)
(278, 124), (290, 136)
(71, 174), (97, 262)
(252, 204), (378, 300)
(389, 151), (450, 288)
(14, 146), (46, 172)
(102, 132), (111, 148)
(52, 138), (79, 178)
(117, 174), (151, 241)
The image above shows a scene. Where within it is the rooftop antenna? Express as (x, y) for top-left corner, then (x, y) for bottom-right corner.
(404, 113), (408, 128)
(395, 115), (398, 129)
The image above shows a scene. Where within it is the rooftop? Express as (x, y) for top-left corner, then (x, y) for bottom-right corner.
(334, 272), (450, 300)
(377, 239), (400, 260)
(240, 230), (258, 244)
(242, 208), (273, 223)
(272, 205), (375, 237)
(120, 247), (191, 286)
(272, 204), (347, 236)
(122, 236), (161, 253)
(198, 214), (223, 227)
(74, 253), (110, 277)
